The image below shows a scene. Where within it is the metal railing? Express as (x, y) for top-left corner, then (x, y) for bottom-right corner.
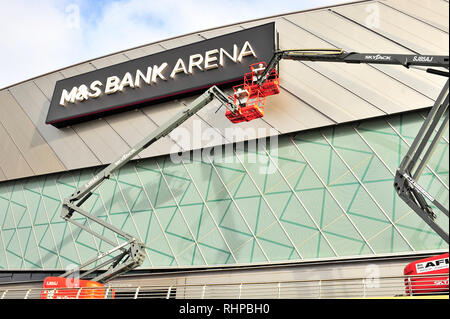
(0, 273), (448, 299)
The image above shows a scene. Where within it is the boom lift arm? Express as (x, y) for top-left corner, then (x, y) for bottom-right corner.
(59, 85), (238, 284)
(253, 49), (449, 243)
(256, 49), (449, 86)
(394, 79), (449, 243)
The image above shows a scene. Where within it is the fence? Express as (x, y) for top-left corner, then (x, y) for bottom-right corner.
(0, 273), (448, 299)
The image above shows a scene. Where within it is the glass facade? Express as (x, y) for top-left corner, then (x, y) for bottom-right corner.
(0, 109), (448, 270)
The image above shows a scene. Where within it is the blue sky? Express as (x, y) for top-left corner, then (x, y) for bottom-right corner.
(0, 0), (347, 88)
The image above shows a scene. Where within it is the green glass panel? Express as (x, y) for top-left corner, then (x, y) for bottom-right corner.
(35, 224), (60, 269)
(0, 230), (8, 269)
(0, 109), (447, 270)
(51, 222), (80, 268)
(3, 229), (23, 269)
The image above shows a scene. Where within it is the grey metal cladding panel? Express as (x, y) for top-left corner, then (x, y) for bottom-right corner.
(268, 18), (385, 123)
(333, 2), (449, 55)
(8, 81), (101, 170)
(158, 34), (205, 50)
(275, 17), (434, 113)
(89, 53), (130, 69)
(33, 72), (65, 100)
(382, 0), (449, 33)
(239, 17), (278, 29)
(199, 25), (245, 39)
(279, 60), (385, 122)
(123, 44), (166, 60)
(72, 119), (134, 164)
(285, 10), (447, 100)
(261, 88), (334, 133)
(0, 90), (65, 175)
(0, 167), (6, 181)
(103, 109), (170, 158)
(59, 62), (97, 78)
(0, 123), (34, 179)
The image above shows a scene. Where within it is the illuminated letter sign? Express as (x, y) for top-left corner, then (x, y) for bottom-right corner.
(46, 23), (275, 128)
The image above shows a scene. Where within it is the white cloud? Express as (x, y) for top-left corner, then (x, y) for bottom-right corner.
(0, 0), (86, 88)
(0, 0), (346, 88)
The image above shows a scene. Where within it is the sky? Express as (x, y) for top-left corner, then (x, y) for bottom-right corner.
(0, 0), (347, 89)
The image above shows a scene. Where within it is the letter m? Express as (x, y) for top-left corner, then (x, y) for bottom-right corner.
(60, 87), (78, 106)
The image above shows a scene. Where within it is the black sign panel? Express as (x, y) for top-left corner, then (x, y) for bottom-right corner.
(46, 23), (275, 128)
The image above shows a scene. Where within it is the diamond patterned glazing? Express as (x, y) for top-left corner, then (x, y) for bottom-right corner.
(0, 109), (448, 270)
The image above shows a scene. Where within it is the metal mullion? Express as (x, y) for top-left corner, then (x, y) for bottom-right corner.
(37, 178), (64, 269)
(230, 148), (304, 260)
(353, 125), (430, 249)
(385, 119), (449, 191)
(20, 183), (45, 269)
(320, 132), (416, 251)
(155, 160), (209, 266)
(262, 140), (339, 257)
(112, 173), (153, 267)
(180, 160), (238, 264)
(132, 165), (180, 267)
(5, 183), (27, 269)
(69, 173), (102, 259)
(205, 155), (270, 262)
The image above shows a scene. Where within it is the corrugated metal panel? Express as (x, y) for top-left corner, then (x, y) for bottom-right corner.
(89, 53), (130, 69)
(33, 72), (64, 101)
(103, 109), (171, 158)
(7, 81), (101, 171)
(0, 167), (6, 181)
(381, 0), (449, 33)
(284, 9), (447, 100)
(260, 88), (334, 133)
(0, 90), (65, 175)
(122, 44), (166, 60)
(71, 119), (134, 164)
(332, 2), (449, 55)
(276, 16), (435, 113)
(159, 34), (204, 50)
(59, 62), (96, 78)
(0, 123), (34, 179)
(199, 25), (244, 39)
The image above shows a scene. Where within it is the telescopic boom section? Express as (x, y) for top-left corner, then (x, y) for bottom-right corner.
(59, 85), (237, 284)
(256, 49), (449, 86)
